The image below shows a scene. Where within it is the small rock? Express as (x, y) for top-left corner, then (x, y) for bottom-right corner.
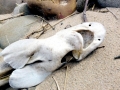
(76, 0), (86, 12)
(97, 0), (120, 8)
(13, 3), (32, 16)
(0, 15), (38, 49)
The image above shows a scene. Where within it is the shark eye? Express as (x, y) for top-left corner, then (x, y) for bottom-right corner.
(98, 39), (101, 41)
(89, 24), (91, 26)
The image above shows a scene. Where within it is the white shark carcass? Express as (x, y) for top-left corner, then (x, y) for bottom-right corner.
(1, 22), (106, 88)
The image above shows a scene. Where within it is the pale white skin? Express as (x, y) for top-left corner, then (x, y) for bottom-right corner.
(1, 22), (106, 88)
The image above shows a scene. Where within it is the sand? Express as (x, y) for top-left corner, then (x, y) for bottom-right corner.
(0, 7), (120, 90)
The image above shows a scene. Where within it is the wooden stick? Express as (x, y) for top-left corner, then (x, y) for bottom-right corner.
(25, 23), (48, 39)
(34, 12), (78, 30)
(106, 7), (118, 20)
(64, 66), (68, 90)
(83, 0), (89, 22)
(34, 15), (55, 30)
(0, 13), (24, 21)
(92, 4), (95, 11)
(52, 76), (61, 90)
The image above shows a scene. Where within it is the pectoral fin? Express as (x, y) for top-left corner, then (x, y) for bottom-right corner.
(9, 63), (51, 88)
(1, 39), (39, 69)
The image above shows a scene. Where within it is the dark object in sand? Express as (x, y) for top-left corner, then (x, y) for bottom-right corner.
(76, 0), (86, 12)
(97, 0), (120, 8)
(114, 55), (120, 60)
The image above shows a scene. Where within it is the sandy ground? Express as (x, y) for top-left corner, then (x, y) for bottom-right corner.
(1, 8), (120, 90)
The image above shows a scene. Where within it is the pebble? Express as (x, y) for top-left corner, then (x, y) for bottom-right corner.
(0, 15), (38, 49)
(13, 3), (32, 16)
(76, 0), (86, 12)
(97, 0), (120, 8)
